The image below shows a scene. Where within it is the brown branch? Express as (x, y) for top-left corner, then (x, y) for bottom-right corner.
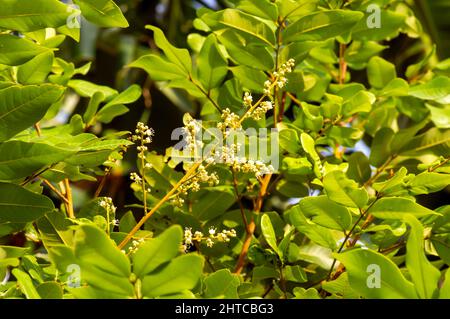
(41, 179), (69, 205)
(339, 43), (347, 85)
(234, 174), (272, 274)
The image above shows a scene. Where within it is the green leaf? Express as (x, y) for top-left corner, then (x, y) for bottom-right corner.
(335, 249), (417, 299)
(73, 0), (128, 28)
(96, 85), (141, 123)
(323, 171), (369, 208)
(283, 10), (363, 42)
(0, 34), (51, 66)
(119, 211), (137, 233)
(74, 225), (131, 277)
(237, 0), (278, 21)
(346, 152), (371, 184)
(298, 195), (352, 231)
(369, 128), (395, 167)
(128, 54), (187, 81)
(145, 25), (192, 74)
(12, 269), (41, 299)
(217, 30), (274, 71)
(83, 92), (105, 124)
(0, 0), (73, 32)
(132, 225), (182, 278)
(261, 214), (279, 255)
(370, 198), (439, 219)
(379, 78), (409, 97)
(426, 104), (450, 129)
(284, 265), (307, 283)
(288, 205), (337, 250)
(73, 225), (134, 297)
(230, 65), (266, 93)
(440, 269), (450, 299)
(204, 269), (240, 298)
(281, 157), (312, 175)
(279, 128), (301, 153)
(367, 57), (397, 89)
(191, 187), (235, 221)
(342, 91), (375, 116)
(142, 254), (204, 298)
(399, 128), (450, 157)
(17, 51), (54, 85)
(0, 182), (54, 224)
(406, 172), (450, 195)
(409, 76), (450, 104)
(0, 84), (64, 142)
(211, 9), (276, 46)
(300, 133), (322, 178)
(403, 215), (441, 298)
(68, 80), (117, 100)
(197, 35), (228, 91)
(0, 141), (74, 180)
(36, 282), (63, 299)
(352, 11), (406, 42)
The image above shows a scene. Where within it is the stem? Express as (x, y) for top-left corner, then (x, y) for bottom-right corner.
(234, 174), (272, 274)
(94, 167), (111, 198)
(189, 74), (221, 112)
(41, 179), (69, 205)
(34, 123), (42, 137)
(64, 179), (75, 219)
(326, 197), (380, 281)
(231, 168), (249, 232)
(338, 43), (347, 85)
(429, 157), (450, 172)
(118, 162), (201, 249)
(364, 155), (397, 188)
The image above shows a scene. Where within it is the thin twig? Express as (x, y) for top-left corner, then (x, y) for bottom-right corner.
(41, 179), (69, 205)
(64, 179), (75, 219)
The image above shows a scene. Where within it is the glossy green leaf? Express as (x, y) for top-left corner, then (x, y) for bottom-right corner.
(68, 80), (117, 100)
(212, 9), (276, 46)
(17, 51), (54, 85)
(300, 133), (322, 178)
(36, 282), (63, 299)
(237, 0), (278, 21)
(197, 35), (228, 91)
(128, 54), (187, 81)
(142, 254), (204, 298)
(323, 171), (369, 208)
(346, 152), (371, 184)
(409, 76), (450, 104)
(370, 198), (439, 219)
(335, 249), (417, 299)
(288, 205), (337, 250)
(217, 30), (274, 71)
(203, 269), (240, 298)
(0, 182), (54, 224)
(12, 269), (41, 299)
(132, 225), (182, 278)
(403, 215), (441, 298)
(0, 141), (74, 180)
(0, 34), (51, 66)
(261, 214), (279, 255)
(0, 0), (72, 32)
(283, 10), (363, 42)
(73, 0), (128, 28)
(298, 195), (352, 231)
(0, 84), (64, 142)
(146, 25), (192, 74)
(367, 57), (397, 89)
